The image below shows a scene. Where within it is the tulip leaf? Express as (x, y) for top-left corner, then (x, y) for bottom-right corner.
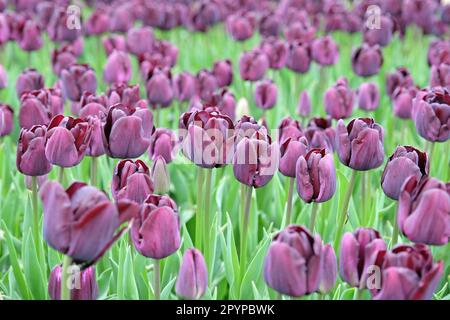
(22, 230), (47, 299)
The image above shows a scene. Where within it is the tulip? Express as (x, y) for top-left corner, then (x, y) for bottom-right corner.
(397, 175), (449, 245)
(78, 92), (108, 118)
(305, 117), (335, 152)
(17, 19), (42, 52)
(372, 244), (443, 300)
(112, 159), (154, 204)
(47, 7), (81, 42)
(103, 34), (127, 56)
(0, 13), (9, 46)
(51, 45), (77, 76)
(103, 103), (154, 159)
(311, 36), (339, 66)
(340, 228), (387, 289)
(152, 156), (170, 195)
(110, 3), (135, 33)
(0, 63), (7, 89)
(412, 87), (450, 142)
(175, 248), (208, 300)
(41, 181), (139, 264)
(263, 225), (323, 297)
(60, 64), (97, 102)
(146, 68), (174, 108)
(173, 71), (196, 102)
(402, 0), (438, 31)
(284, 21), (316, 43)
(392, 86), (418, 119)
(259, 12), (281, 37)
(149, 128), (177, 163)
(279, 132), (308, 178)
(319, 244), (337, 294)
(45, 115), (92, 168)
(430, 63), (450, 88)
(85, 117), (105, 158)
(17, 125), (52, 176)
(363, 15), (394, 47)
(48, 265), (98, 300)
(19, 89), (64, 129)
(206, 89), (236, 122)
(85, 9), (109, 36)
(212, 60), (233, 87)
(336, 118), (384, 171)
(152, 40), (179, 68)
(196, 69), (218, 101)
(259, 37), (288, 70)
(103, 50), (132, 85)
(239, 49), (269, 82)
(286, 41), (312, 74)
(126, 27), (154, 56)
(185, 1), (221, 32)
(254, 80), (277, 110)
(16, 68), (44, 98)
(296, 148), (336, 204)
(0, 104), (13, 137)
(386, 67), (414, 98)
(351, 44), (383, 77)
(358, 82), (380, 111)
(226, 12), (255, 41)
(297, 91), (311, 118)
(107, 83), (142, 108)
(324, 77), (354, 120)
(428, 40), (450, 66)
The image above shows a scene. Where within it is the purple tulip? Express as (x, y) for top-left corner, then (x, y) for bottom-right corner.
(319, 244), (337, 294)
(146, 68), (174, 108)
(381, 146), (429, 200)
(85, 116), (105, 158)
(51, 45), (77, 76)
(60, 64), (97, 102)
(340, 228), (387, 289)
(402, 0), (438, 31)
(152, 156), (170, 195)
(259, 37), (288, 70)
(149, 128), (177, 164)
(41, 181), (139, 264)
(259, 11), (281, 37)
(85, 9), (109, 36)
(324, 77), (354, 120)
(226, 11), (255, 41)
(264, 225), (323, 297)
(176, 248), (208, 300)
(430, 63), (450, 88)
(372, 244), (443, 300)
(103, 102), (154, 159)
(0, 63), (6, 89)
(212, 60), (233, 87)
(17, 125), (52, 176)
(131, 194), (180, 259)
(107, 83), (142, 108)
(278, 117), (303, 143)
(351, 44), (383, 77)
(285, 21), (316, 43)
(358, 82), (380, 111)
(297, 91), (311, 118)
(151, 40), (179, 68)
(19, 89), (64, 129)
(185, 1), (221, 33)
(206, 89), (236, 122)
(196, 69), (218, 101)
(239, 49), (269, 82)
(412, 87), (450, 142)
(442, 4), (450, 24)
(254, 79), (277, 110)
(0, 13), (9, 46)
(49, 265), (98, 300)
(126, 27), (154, 57)
(392, 86), (418, 119)
(173, 71), (196, 102)
(428, 40), (450, 66)
(305, 117), (335, 152)
(78, 92), (108, 118)
(103, 50), (132, 85)
(0, 104), (13, 137)
(17, 19), (43, 52)
(110, 3), (135, 33)
(336, 118), (385, 171)
(16, 68), (44, 98)
(363, 15), (394, 47)
(311, 36), (339, 66)
(397, 176), (449, 245)
(103, 34), (127, 56)
(47, 7), (81, 42)
(286, 41), (312, 74)
(386, 67), (414, 98)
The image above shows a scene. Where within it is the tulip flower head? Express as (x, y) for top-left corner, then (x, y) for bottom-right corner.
(175, 248), (208, 300)
(48, 265), (98, 300)
(17, 125), (52, 176)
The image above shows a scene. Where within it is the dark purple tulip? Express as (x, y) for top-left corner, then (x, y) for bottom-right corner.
(85, 116), (105, 158)
(16, 68), (44, 98)
(110, 3), (135, 33)
(286, 41), (312, 74)
(259, 37), (288, 70)
(239, 49), (269, 82)
(351, 44), (383, 77)
(126, 27), (154, 57)
(103, 34), (127, 56)
(381, 146), (429, 200)
(305, 117), (335, 152)
(107, 83), (142, 108)
(60, 64), (97, 102)
(392, 86), (418, 119)
(103, 103), (154, 159)
(402, 0), (438, 31)
(45, 115), (92, 168)
(152, 156), (170, 195)
(17, 125), (52, 176)
(442, 4), (450, 24)
(51, 45), (77, 76)
(41, 181), (139, 264)
(19, 89), (64, 129)
(173, 71), (196, 102)
(196, 69), (218, 101)
(285, 21), (316, 43)
(0, 13), (9, 45)
(206, 89), (236, 122)
(85, 9), (109, 36)
(397, 176), (449, 245)
(78, 92), (108, 118)
(319, 244), (337, 294)
(131, 194), (180, 259)
(428, 40), (450, 66)
(0, 104), (13, 136)
(430, 63), (450, 88)
(254, 79), (277, 110)
(278, 117), (303, 144)
(226, 11), (255, 41)
(340, 228), (387, 289)
(47, 7), (81, 42)
(259, 11), (281, 37)
(296, 149), (336, 203)
(186, 1), (221, 33)
(336, 118), (385, 171)
(372, 244), (444, 300)
(176, 248), (208, 300)
(17, 19), (43, 52)
(297, 91), (311, 118)
(324, 77), (354, 120)
(149, 128), (177, 164)
(386, 67), (414, 98)
(264, 225), (323, 297)
(151, 40), (179, 69)
(35, 1), (53, 30)
(212, 60), (233, 87)
(146, 68), (174, 108)
(279, 134), (308, 178)
(311, 36), (339, 66)
(112, 159), (154, 205)
(103, 51), (132, 85)
(412, 87), (450, 142)
(49, 265), (98, 300)
(363, 15), (394, 47)
(358, 82), (380, 111)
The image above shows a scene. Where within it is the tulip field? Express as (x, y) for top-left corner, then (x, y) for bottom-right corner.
(0, 0), (449, 302)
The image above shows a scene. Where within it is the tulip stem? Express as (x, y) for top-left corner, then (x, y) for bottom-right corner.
(195, 168), (204, 250)
(61, 255), (73, 300)
(334, 170), (357, 250)
(285, 178), (295, 227)
(391, 202), (400, 248)
(361, 171), (366, 225)
(239, 186), (253, 280)
(309, 202), (319, 232)
(58, 167), (65, 186)
(203, 169), (212, 267)
(354, 288), (364, 300)
(31, 176), (41, 263)
(90, 157), (98, 187)
(154, 259), (161, 300)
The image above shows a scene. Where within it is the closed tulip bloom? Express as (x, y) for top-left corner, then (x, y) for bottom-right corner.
(186, 1), (221, 32)
(103, 34), (127, 56)
(61, 64), (97, 102)
(176, 248), (208, 300)
(381, 146), (429, 200)
(0, 13), (9, 45)
(319, 244), (337, 294)
(78, 92), (108, 118)
(47, 7), (81, 42)
(297, 91), (311, 118)
(103, 50), (132, 85)
(126, 27), (154, 56)
(152, 40), (179, 68)
(0, 104), (13, 136)
(340, 228), (387, 289)
(152, 156), (170, 195)
(259, 12), (281, 37)
(427, 40), (450, 67)
(372, 244), (444, 300)
(358, 82), (380, 111)
(17, 19), (42, 51)
(226, 12), (255, 41)
(254, 79), (277, 110)
(239, 49), (269, 82)
(107, 83), (142, 108)
(41, 181), (139, 264)
(305, 117), (335, 152)
(206, 89), (236, 122)
(85, 9), (109, 36)
(278, 117), (303, 143)
(324, 77), (354, 120)
(311, 36), (339, 66)
(397, 176), (449, 245)
(146, 68), (174, 108)
(212, 60), (233, 87)
(336, 118), (384, 171)
(392, 86), (418, 119)
(363, 15), (394, 47)
(110, 3), (135, 33)
(85, 116), (105, 157)
(412, 87), (450, 142)
(17, 125), (52, 176)
(149, 128), (177, 163)
(48, 265), (98, 300)
(284, 21), (316, 43)
(286, 41), (312, 74)
(430, 63), (450, 88)
(131, 194), (180, 259)
(279, 135), (309, 178)
(351, 44), (383, 77)
(103, 103), (154, 159)
(402, 0), (437, 31)
(0, 63), (7, 89)
(19, 89), (64, 129)
(16, 68), (44, 98)
(259, 37), (288, 70)
(386, 67), (414, 98)
(264, 225), (323, 297)
(173, 71), (196, 102)
(112, 159), (154, 204)
(196, 69), (218, 101)
(51, 45), (77, 76)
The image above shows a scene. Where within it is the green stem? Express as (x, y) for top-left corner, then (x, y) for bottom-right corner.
(90, 157), (98, 187)
(239, 186), (253, 280)
(391, 202), (400, 249)
(58, 167), (65, 186)
(61, 255), (73, 300)
(354, 288), (364, 300)
(361, 171), (366, 225)
(203, 169), (212, 266)
(334, 170), (357, 249)
(309, 202), (319, 232)
(195, 168), (204, 250)
(285, 178), (295, 227)
(154, 259), (161, 300)
(31, 176), (41, 262)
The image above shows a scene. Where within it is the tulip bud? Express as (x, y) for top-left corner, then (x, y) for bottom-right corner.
(428, 40), (450, 67)
(357, 82), (380, 111)
(254, 79), (277, 110)
(103, 34), (127, 56)
(173, 71), (196, 102)
(146, 68), (174, 108)
(319, 244), (337, 294)
(336, 118), (384, 171)
(175, 248), (208, 300)
(285, 21), (316, 43)
(351, 44), (383, 77)
(110, 3), (135, 33)
(19, 89), (64, 129)
(286, 41), (312, 74)
(85, 9), (109, 36)
(48, 265), (98, 300)
(103, 50), (132, 85)
(430, 63), (450, 88)
(47, 7), (81, 42)
(86, 117), (105, 157)
(0, 63), (7, 89)
(324, 77), (354, 120)
(51, 45), (77, 77)
(126, 27), (154, 56)
(311, 36), (339, 66)
(386, 67), (414, 98)
(78, 92), (108, 118)
(17, 125), (52, 176)
(61, 64), (97, 102)
(149, 128), (177, 163)
(18, 19), (42, 52)
(196, 69), (218, 101)
(207, 89), (236, 122)
(226, 12), (255, 41)
(16, 68), (44, 98)
(259, 12), (281, 38)
(239, 49), (269, 82)
(0, 104), (13, 137)
(363, 15), (394, 47)
(107, 83), (142, 108)
(305, 117), (335, 152)
(381, 146), (429, 200)
(152, 156), (170, 195)
(212, 60), (233, 87)
(259, 37), (288, 70)
(297, 91), (311, 118)
(392, 86), (418, 119)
